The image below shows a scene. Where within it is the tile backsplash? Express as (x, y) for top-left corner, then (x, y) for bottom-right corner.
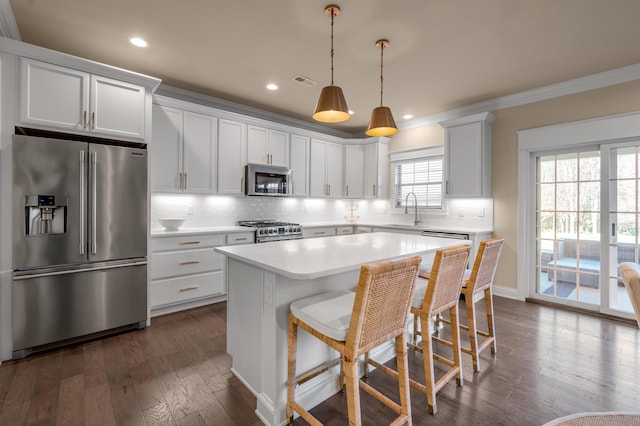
(151, 194), (494, 230)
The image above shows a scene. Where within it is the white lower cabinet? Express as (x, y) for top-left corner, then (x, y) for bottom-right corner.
(150, 231), (254, 316)
(302, 227), (337, 238)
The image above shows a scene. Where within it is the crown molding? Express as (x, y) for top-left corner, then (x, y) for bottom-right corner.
(155, 84), (353, 139)
(399, 62), (640, 131)
(0, 0), (20, 40)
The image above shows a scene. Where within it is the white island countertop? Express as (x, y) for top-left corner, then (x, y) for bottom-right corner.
(214, 232), (470, 280)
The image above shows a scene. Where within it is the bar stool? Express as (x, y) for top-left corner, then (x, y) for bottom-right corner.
(286, 256), (421, 426)
(436, 238), (504, 372)
(367, 245), (471, 415)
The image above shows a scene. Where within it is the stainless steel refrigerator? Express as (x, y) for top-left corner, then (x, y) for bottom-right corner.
(12, 133), (147, 359)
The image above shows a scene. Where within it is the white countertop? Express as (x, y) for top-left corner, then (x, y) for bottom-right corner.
(150, 225), (252, 236)
(215, 232), (471, 279)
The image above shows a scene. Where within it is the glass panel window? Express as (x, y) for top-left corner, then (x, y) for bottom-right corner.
(393, 156), (443, 209)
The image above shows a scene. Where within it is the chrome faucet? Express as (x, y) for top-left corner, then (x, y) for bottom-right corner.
(404, 192), (421, 226)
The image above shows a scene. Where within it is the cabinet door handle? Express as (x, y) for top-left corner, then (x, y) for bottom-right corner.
(328, 184), (330, 196)
(179, 285), (201, 292)
(373, 184), (377, 197)
(91, 112), (95, 130)
(83, 111), (87, 129)
(241, 177), (244, 192)
(179, 172), (184, 190)
(179, 241), (201, 245)
(346, 185), (349, 197)
(184, 173), (188, 190)
(179, 260), (200, 266)
(446, 181), (449, 194)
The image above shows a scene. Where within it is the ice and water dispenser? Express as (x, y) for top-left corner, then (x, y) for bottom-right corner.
(24, 195), (67, 236)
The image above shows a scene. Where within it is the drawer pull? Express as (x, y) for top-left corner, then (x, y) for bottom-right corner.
(179, 241), (201, 245)
(314, 231), (326, 235)
(179, 260), (201, 266)
(233, 237), (248, 241)
(179, 285), (201, 292)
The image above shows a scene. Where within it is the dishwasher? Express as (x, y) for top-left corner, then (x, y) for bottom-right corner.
(421, 230), (471, 271)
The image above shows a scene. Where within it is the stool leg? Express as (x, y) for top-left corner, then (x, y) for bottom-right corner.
(420, 314), (437, 415)
(286, 314), (297, 424)
(450, 304), (463, 387)
(363, 352), (369, 378)
(395, 333), (412, 423)
(485, 287), (497, 354)
(344, 355), (362, 426)
(466, 293), (480, 372)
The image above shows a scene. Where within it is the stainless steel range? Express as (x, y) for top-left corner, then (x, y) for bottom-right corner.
(238, 220), (302, 243)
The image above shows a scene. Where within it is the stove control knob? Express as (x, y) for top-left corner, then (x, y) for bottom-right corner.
(270, 229), (275, 234)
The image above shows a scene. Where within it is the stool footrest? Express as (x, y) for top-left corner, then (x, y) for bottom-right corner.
(295, 358), (341, 386)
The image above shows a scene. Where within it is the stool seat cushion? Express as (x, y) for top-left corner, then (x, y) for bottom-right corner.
(290, 290), (356, 341)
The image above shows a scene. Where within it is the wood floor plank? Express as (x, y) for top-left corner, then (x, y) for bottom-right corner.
(1, 298), (639, 425)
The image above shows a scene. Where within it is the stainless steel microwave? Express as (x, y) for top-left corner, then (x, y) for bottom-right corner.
(245, 163), (291, 196)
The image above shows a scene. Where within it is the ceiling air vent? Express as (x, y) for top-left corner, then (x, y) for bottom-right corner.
(292, 75), (316, 87)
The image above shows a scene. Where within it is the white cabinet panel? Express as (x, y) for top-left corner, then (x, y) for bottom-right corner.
(150, 271), (224, 308)
(218, 119), (246, 195)
(344, 144), (364, 199)
(226, 232), (255, 245)
(302, 227), (337, 238)
(151, 249), (223, 279)
(151, 104), (217, 194)
(290, 134), (309, 197)
(90, 75), (145, 139)
(310, 139), (343, 198)
(151, 233), (225, 252)
(20, 58), (146, 140)
(441, 112), (495, 198)
(247, 125), (289, 167)
(365, 141), (388, 199)
(336, 226), (354, 235)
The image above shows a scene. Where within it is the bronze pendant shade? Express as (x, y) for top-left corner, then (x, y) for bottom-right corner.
(313, 5), (350, 123)
(366, 39), (398, 136)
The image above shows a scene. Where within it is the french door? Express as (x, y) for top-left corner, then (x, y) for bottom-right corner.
(534, 144), (636, 318)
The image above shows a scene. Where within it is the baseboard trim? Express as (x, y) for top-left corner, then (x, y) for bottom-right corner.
(493, 285), (519, 300)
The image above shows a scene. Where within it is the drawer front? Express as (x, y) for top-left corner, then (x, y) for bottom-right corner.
(226, 232), (255, 245)
(151, 248), (223, 279)
(302, 227), (337, 238)
(336, 226), (353, 235)
(151, 233), (226, 252)
(151, 271), (224, 308)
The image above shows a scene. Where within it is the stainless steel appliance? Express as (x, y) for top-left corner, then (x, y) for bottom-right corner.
(238, 220), (302, 243)
(245, 163), (291, 196)
(12, 133), (147, 359)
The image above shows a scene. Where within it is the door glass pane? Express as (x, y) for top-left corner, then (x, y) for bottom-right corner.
(609, 146), (638, 314)
(536, 151), (601, 305)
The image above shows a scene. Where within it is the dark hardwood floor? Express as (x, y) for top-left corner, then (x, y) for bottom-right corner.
(1, 296), (639, 425)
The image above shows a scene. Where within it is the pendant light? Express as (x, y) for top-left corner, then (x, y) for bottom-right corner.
(313, 5), (350, 123)
(366, 39), (398, 136)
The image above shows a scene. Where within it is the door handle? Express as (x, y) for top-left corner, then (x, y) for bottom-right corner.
(184, 173), (188, 190)
(79, 150), (86, 255)
(179, 172), (184, 190)
(373, 184), (377, 197)
(83, 111), (87, 129)
(91, 151), (97, 254)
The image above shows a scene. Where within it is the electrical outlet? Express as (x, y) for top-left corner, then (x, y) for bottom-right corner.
(478, 207), (485, 217)
(186, 204), (194, 215)
(457, 208), (464, 217)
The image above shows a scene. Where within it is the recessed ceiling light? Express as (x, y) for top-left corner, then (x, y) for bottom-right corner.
(266, 83), (278, 90)
(128, 37), (148, 48)
(402, 114), (413, 120)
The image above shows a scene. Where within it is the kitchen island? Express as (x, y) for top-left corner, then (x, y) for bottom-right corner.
(214, 232), (471, 425)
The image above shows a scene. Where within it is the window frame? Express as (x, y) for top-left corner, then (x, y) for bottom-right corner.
(389, 145), (445, 212)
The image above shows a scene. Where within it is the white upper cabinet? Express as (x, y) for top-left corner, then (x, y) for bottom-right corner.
(343, 144), (364, 199)
(218, 119), (247, 195)
(290, 134), (309, 197)
(247, 125), (289, 167)
(364, 141), (389, 199)
(441, 112), (495, 198)
(151, 104), (217, 194)
(20, 58), (146, 140)
(310, 139), (343, 198)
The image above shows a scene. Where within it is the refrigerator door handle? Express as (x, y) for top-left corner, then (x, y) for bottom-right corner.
(13, 260), (148, 280)
(79, 150), (86, 255)
(91, 151), (97, 254)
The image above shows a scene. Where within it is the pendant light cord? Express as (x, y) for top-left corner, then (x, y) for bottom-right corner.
(379, 42), (385, 106)
(330, 7), (335, 86)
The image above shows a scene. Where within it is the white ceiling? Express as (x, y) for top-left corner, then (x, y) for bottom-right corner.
(8, 0), (640, 135)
